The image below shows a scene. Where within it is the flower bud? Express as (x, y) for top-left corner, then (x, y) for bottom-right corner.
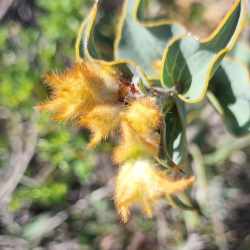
(115, 159), (195, 222)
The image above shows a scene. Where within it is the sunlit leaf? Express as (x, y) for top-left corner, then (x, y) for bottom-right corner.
(209, 58), (250, 136)
(115, 0), (185, 79)
(161, 0), (247, 103)
(232, 41), (250, 67)
(76, 1), (153, 90)
(76, 2), (100, 60)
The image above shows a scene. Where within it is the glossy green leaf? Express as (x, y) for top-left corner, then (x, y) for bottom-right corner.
(208, 58), (250, 136)
(165, 98), (187, 165)
(161, 0), (247, 103)
(76, 2), (100, 60)
(77, 1), (124, 61)
(76, 1), (152, 89)
(115, 0), (186, 79)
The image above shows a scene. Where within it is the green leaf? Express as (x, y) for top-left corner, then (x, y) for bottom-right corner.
(115, 0), (186, 79)
(76, 2), (100, 60)
(208, 58), (250, 136)
(161, 0), (247, 103)
(76, 1), (152, 89)
(164, 98), (187, 165)
(77, 1), (118, 60)
(232, 41), (250, 67)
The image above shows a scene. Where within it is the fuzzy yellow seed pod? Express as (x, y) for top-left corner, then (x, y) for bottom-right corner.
(113, 122), (160, 164)
(122, 97), (161, 135)
(80, 104), (122, 148)
(37, 61), (120, 122)
(113, 97), (161, 164)
(115, 159), (195, 222)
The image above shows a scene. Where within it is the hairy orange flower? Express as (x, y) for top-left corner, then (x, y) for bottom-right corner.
(37, 60), (129, 145)
(37, 60), (120, 122)
(80, 104), (122, 148)
(113, 97), (161, 164)
(113, 122), (160, 164)
(122, 97), (161, 135)
(115, 159), (195, 222)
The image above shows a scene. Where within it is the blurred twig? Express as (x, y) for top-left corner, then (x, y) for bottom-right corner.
(0, 107), (38, 207)
(156, 206), (169, 250)
(190, 144), (229, 250)
(23, 211), (68, 242)
(21, 184), (112, 245)
(70, 185), (112, 214)
(204, 135), (250, 166)
(0, 0), (14, 20)
(21, 162), (55, 187)
(0, 235), (28, 250)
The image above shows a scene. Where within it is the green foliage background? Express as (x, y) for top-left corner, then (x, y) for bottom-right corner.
(0, 0), (99, 245)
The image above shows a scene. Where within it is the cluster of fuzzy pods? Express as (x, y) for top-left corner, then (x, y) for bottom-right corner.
(37, 59), (194, 222)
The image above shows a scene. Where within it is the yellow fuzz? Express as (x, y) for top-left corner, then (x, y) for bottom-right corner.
(153, 60), (162, 75)
(114, 97), (161, 164)
(113, 122), (160, 164)
(38, 62), (163, 149)
(122, 97), (161, 135)
(80, 104), (122, 148)
(37, 61), (120, 122)
(115, 159), (195, 222)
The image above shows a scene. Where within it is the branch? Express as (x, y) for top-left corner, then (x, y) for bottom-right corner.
(0, 109), (38, 206)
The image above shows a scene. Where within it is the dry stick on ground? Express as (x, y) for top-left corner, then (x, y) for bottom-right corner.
(70, 185), (112, 215)
(21, 162), (55, 187)
(0, 107), (112, 243)
(0, 108), (38, 207)
(156, 205), (170, 250)
(0, 235), (29, 250)
(22, 211), (69, 244)
(22, 185), (112, 245)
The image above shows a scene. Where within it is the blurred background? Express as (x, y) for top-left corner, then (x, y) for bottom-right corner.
(0, 0), (250, 249)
